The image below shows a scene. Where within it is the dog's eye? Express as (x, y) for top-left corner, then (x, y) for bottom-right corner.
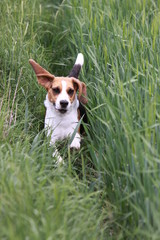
(52, 87), (60, 94)
(68, 88), (74, 96)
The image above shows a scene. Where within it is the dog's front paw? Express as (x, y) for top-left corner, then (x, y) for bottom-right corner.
(52, 149), (64, 164)
(70, 137), (81, 149)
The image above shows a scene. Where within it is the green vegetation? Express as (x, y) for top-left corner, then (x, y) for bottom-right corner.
(0, 0), (160, 239)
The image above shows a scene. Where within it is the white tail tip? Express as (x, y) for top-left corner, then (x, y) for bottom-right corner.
(75, 53), (84, 66)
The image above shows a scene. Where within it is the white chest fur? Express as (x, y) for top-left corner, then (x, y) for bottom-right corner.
(44, 94), (81, 149)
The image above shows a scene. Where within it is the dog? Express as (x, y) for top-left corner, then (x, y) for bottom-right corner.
(29, 53), (87, 162)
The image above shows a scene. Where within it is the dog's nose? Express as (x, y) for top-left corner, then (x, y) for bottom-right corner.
(60, 100), (69, 108)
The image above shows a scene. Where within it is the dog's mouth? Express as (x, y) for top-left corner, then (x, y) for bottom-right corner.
(54, 105), (67, 114)
(58, 109), (67, 114)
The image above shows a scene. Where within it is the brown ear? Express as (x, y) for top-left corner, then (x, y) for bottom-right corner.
(29, 59), (54, 90)
(72, 77), (88, 104)
(80, 82), (88, 104)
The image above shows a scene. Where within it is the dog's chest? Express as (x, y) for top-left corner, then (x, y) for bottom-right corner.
(44, 96), (79, 141)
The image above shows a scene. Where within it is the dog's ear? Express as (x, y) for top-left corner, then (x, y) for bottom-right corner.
(29, 59), (54, 90)
(72, 77), (88, 104)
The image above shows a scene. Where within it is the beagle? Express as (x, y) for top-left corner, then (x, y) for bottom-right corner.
(29, 53), (87, 162)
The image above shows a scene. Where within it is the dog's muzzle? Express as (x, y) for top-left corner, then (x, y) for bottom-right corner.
(54, 100), (69, 114)
(60, 100), (68, 108)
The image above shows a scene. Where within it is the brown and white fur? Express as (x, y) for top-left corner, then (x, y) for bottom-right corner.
(29, 53), (87, 162)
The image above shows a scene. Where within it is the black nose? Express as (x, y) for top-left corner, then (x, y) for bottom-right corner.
(60, 100), (69, 108)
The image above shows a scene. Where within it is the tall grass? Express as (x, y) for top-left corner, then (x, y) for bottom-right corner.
(55, 0), (160, 238)
(0, 1), (107, 239)
(1, 0), (160, 239)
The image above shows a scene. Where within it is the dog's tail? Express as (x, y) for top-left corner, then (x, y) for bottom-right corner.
(68, 53), (84, 79)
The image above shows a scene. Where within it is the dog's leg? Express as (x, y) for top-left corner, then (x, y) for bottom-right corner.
(52, 148), (64, 164)
(50, 137), (64, 164)
(70, 133), (81, 149)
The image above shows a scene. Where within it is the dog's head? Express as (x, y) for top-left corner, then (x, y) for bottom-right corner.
(29, 59), (87, 114)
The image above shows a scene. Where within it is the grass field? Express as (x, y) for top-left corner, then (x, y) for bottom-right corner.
(1, 0), (160, 239)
